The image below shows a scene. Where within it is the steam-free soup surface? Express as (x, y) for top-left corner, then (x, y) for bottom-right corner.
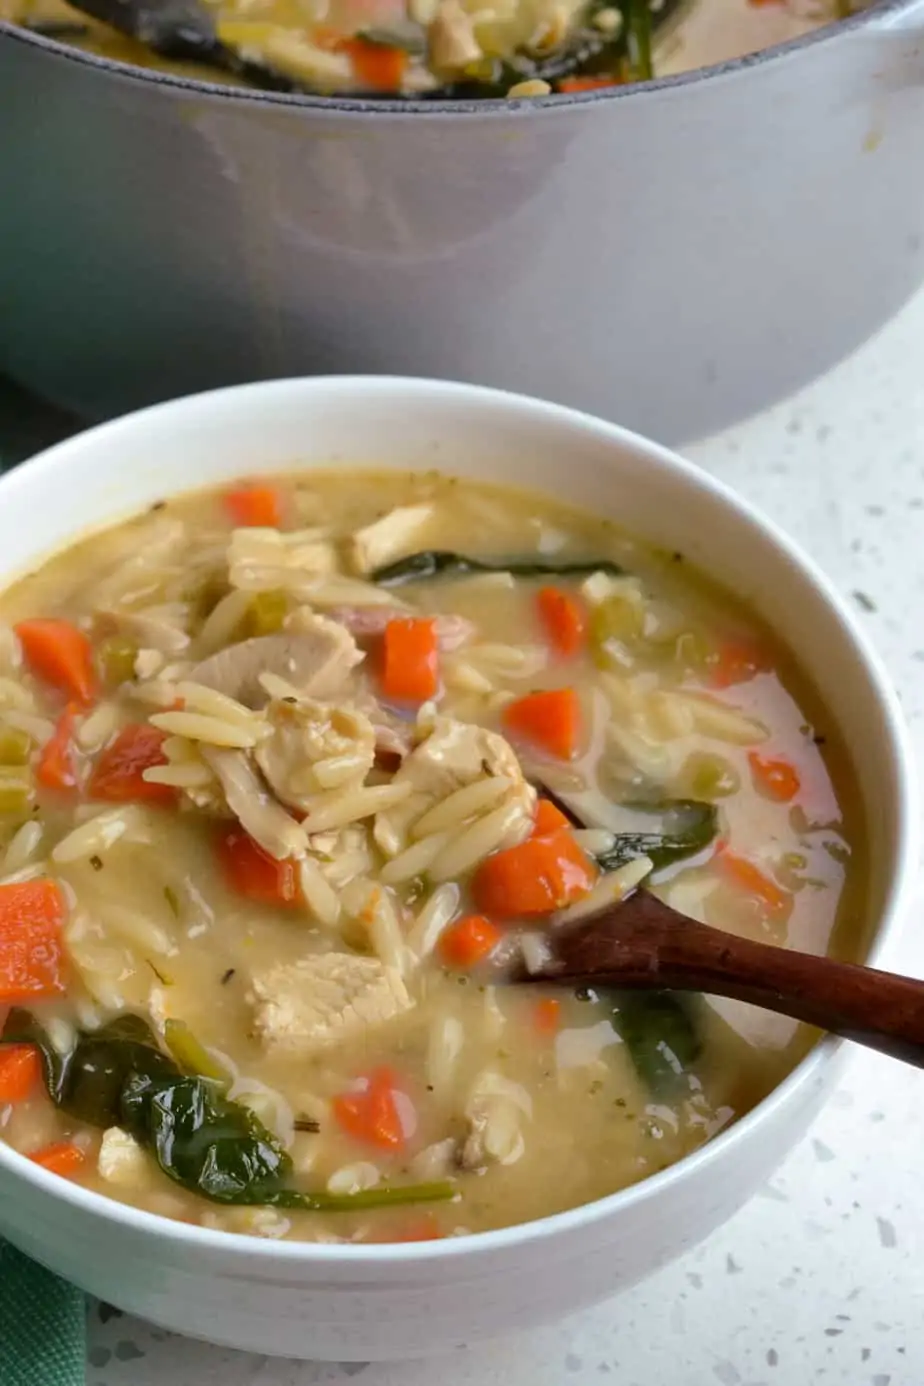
(0, 470), (862, 1241)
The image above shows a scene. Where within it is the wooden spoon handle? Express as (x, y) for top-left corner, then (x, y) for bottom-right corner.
(543, 892), (924, 1068)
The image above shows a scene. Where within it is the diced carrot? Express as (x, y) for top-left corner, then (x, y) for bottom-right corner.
(87, 724), (175, 804)
(532, 797), (571, 837)
(438, 914), (503, 969)
(532, 996), (561, 1036)
(224, 483), (282, 529)
(333, 1067), (409, 1151)
(748, 751), (801, 803)
(0, 1045), (41, 1103)
(215, 827), (301, 907)
(717, 846), (792, 920)
(342, 37), (408, 91)
(472, 829), (597, 919)
(536, 587), (587, 658)
(380, 618), (439, 703)
(30, 1142), (86, 1178)
(709, 639), (767, 690)
(15, 619), (96, 707)
(37, 703), (79, 793)
(558, 74), (619, 91)
(502, 688), (582, 761)
(395, 1212), (444, 1242)
(0, 880), (67, 1004)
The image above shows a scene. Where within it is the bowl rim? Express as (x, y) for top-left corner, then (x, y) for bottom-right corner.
(0, 374), (916, 1267)
(0, 0), (901, 117)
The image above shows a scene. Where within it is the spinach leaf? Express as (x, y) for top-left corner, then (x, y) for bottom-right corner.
(609, 990), (703, 1097)
(593, 800), (719, 875)
(535, 788), (718, 876)
(577, 987), (703, 1097)
(1, 1010), (454, 1213)
(371, 550), (624, 587)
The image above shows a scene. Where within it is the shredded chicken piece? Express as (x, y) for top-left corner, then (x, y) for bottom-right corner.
(428, 0), (483, 69)
(98, 1127), (148, 1187)
(248, 953), (413, 1055)
(460, 1072), (531, 1170)
(255, 698), (376, 812)
(389, 715), (536, 820)
(188, 617), (362, 709)
(461, 1096), (525, 1170)
(346, 504), (434, 575)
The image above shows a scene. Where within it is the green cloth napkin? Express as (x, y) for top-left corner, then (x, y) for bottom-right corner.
(0, 376), (87, 1384)
(0, 1241), (86, 1386)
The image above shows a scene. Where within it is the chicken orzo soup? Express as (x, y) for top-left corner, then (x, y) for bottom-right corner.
(0, 470), (863, 1241)
(4, 0), (860, 100)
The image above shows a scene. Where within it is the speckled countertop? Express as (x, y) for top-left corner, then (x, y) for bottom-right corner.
(8, 286), (924, 1386)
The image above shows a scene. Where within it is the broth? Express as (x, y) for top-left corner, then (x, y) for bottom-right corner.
(0, 469), (864, 1241)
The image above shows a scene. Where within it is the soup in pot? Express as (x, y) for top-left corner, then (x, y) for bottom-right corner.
(3, 0), (861, 98)
(0, 469), (863, 1241)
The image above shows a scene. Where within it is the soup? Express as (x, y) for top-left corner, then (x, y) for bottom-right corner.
(0, 469), (862, 1242)
(3, 0), (857, 99)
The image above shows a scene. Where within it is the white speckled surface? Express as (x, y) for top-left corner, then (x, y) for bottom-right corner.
(82, 292), (924, 1386)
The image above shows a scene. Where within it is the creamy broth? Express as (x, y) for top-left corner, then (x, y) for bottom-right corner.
(3, 0), (855, 98)
(0, 470), (864, 1241)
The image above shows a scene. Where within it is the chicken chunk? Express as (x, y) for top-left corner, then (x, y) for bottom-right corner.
(255, 698), (376, 812)
(428, 0), (483, 70)
(249, 953), (413, 1056)
(392, 715), (536, 816)
(98, 1127), (149, 1187)
(346, 504), (434, 575)
(189, 616), (362, 709)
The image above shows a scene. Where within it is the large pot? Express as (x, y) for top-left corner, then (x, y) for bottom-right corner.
(1, 5), (924, 442)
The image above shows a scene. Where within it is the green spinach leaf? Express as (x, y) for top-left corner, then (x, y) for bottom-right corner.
(592, 799), (719, 875)
(371, 549), (625, 587)
(1, 1010), (454, 1213)
(609, 990), (703, 1097)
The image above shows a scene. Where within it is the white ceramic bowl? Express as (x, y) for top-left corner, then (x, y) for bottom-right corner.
(0, 378), (915, 1361)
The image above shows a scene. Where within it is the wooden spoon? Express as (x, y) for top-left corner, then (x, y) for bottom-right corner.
(517, 890), (924, 1068)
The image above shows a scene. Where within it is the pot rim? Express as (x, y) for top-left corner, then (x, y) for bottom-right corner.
(0, 373), (917, 1269)
(0, 0), (906, 117)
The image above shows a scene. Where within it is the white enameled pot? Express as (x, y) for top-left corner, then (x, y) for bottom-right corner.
(2, 6), (924, 443)
(0, 377), (915, 1359)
